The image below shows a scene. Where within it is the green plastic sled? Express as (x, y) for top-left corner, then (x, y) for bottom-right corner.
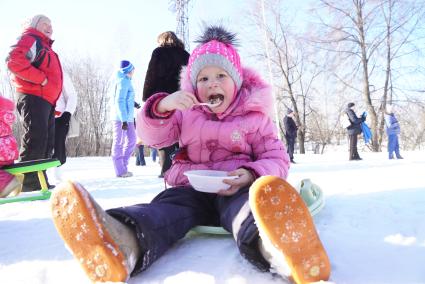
(191, 178), (325, 235)
(0, 159), (61, 205)
(296, 178), (325, 217)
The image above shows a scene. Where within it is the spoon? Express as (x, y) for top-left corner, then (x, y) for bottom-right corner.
(197, 101), (221, 108)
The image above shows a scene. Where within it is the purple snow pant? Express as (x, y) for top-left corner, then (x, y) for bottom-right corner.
(111, 121), (136, 176)
(107, 186), (270, 276)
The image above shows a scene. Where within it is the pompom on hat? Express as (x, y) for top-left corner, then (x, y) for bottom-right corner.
(120, 60), (135, 74)
(187, 25), (242, 90)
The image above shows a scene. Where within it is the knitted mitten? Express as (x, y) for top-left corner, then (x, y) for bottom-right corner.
(249, 176), (331, 284)
(51, 181), (140, 282)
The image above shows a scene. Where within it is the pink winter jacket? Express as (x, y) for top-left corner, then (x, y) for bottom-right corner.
(0, 96), (19, 166)
(137, 67), (290, 187)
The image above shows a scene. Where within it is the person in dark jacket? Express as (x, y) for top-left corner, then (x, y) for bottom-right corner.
(142, 31), (190, 178)
(6, 14), (63, 191)
(283, 108), (298, 163)
(53, 72), (77, 166)
(345, 102), (365, 161)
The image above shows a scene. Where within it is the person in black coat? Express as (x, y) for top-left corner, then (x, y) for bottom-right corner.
(283, 108), (298, 163)
(142, 31), (190, 178)
(345, 102), (365, 160)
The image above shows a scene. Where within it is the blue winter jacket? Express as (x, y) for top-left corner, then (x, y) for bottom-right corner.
(111, 71), (135, 122)
(385, 113), (400, 135)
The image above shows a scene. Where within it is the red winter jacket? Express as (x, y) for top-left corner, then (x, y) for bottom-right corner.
(6, 28), (63, 106)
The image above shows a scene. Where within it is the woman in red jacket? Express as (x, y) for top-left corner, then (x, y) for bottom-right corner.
(6, 14), (63, 191)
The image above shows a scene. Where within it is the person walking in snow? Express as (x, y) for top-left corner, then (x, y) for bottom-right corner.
(385, 105), (403, 160)
(150, 147), (158, 162)
(52, 72), (77, 166)
(51, 26), (331, 284)
(284, 108), (298, 163)
(142, 31), (190, 178)
(0, 94), (21, 198)
(110, 60), (137, 177)
(346, 102), (365, 160)
(135, 138), (146, 166)
(6, 14), (63, 191)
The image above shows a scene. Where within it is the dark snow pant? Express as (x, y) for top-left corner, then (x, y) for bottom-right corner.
(285, 135), (296, 161)
(53, 114), (70, 165)
(348, 134), (360, 160)
(150, 148), (158, 162)
(16, 94), (55, 191)
(107, 186), (270, 276)
(136, 144), (146, 166)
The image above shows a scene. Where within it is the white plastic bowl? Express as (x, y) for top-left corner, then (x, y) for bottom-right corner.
(184, 170), (238, 193)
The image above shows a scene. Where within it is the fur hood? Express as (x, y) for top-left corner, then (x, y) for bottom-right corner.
(179, 66), (274, 119)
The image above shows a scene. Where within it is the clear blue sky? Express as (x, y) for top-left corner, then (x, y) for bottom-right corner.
(0, 0), (273, 99)
(1, 0), (422, 91)
(0, 0), (252, 80)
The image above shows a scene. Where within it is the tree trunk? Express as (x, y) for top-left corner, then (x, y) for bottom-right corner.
(357, 2), (379, 151)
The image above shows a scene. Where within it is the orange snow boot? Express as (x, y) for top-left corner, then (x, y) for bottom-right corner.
(50, 181), (139, 283)
(249, 176), (331, 284)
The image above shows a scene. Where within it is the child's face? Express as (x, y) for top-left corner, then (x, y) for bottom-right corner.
(196, 66), (236, 114)
(127, 69), (135, 77)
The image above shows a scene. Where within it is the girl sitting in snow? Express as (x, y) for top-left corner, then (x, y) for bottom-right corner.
(51, 26), (330, 284)
(0, 94), (21, 198)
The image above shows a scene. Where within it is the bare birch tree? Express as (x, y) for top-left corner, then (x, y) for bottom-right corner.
(314, 0), (424, 151)
(249, 0), (322, 154)
(313, 0), (384, 151)
(63, 57), (113, 157)
(377, 0), (425, 147)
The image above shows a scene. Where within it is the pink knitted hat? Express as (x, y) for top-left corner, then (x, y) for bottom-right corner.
(187, 26), (242, 90)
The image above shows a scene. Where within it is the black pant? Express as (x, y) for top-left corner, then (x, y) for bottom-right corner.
(285, 135), (296, 160)
(348, 134), (360, 160)
(53, 114), (70, 165)
(16, 94), (55, 191)
(136, 144), (146, 166)
(107, 186), (270, 276)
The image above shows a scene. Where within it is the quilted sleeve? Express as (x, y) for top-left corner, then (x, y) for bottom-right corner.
(6, 35), (46, 85)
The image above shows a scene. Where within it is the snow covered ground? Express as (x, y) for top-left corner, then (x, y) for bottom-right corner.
(1, 150), (425, 284)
